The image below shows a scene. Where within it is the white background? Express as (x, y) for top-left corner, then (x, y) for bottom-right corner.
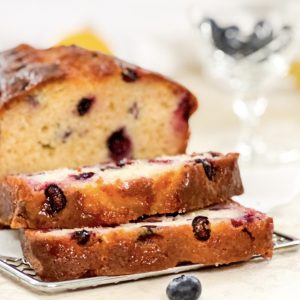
(0, 1), (300, 299)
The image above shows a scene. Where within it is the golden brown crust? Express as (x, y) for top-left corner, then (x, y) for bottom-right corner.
(0, 153), (243, 229)
(21, 207), (273, 281)
(0, 44), (198, 116)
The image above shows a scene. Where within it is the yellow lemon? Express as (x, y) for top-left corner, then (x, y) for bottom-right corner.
(290, 61), (300, 88)
(57, 28), (111, 54)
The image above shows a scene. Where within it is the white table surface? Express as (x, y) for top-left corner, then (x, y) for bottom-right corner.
(0, 1), (300, 299)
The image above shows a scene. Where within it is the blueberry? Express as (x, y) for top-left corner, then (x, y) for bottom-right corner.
(107, 127), (132, 162)
(71, 172), (95, 180)
(44, 184), (67, 214)
(77, 97), (95, 116)
(194, 159), (215, 181)
(72, 229), (91, 245)
(192, 216), (211, 241)
(166, 275), (202, 300)
(121, 67), (139, 82)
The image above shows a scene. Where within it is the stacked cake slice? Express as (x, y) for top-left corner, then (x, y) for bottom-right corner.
(22, 201), (272, 281)
(0, 152), (242, 228)
(0, 152), (273, 281)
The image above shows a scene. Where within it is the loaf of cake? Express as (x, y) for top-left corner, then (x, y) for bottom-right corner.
(0, 44), (197, 176)
(21, 200), (273, 281)
(0, 152), (243, 228)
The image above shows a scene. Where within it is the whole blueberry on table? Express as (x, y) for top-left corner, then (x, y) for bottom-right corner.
(166, 275), (202, 300)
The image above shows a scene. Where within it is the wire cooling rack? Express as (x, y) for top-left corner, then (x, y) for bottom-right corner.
(0, 231), (299, 293)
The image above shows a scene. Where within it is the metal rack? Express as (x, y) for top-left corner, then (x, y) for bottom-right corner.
(0, 231), (299, 293)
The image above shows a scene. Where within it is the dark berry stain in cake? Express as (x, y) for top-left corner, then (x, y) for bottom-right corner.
(128, 102), (139, 119)
(242, 228), (255, 241)
(44, 184), (67, 214)
(121, 67), (139, 82)
(77, 97), (95, 116)
(72, 229), (91, 245)
(194, 158), (215, 181)
(192, 216), (211, 241)
(244, 211), (255, 223)
(107, 127), (132, 162)
(231, 218), (243, 227)
(231, 211), (256, 228)
(174, 92), (194, 121)
(62, 130), (73, 143)
(71, 172), (95, 180)
(26, 95), (39, 107)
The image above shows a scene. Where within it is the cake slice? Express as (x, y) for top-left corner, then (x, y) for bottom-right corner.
(21, 200), (273, 281)
(0, 152), (243, 229)
(0, 44), (197, 176)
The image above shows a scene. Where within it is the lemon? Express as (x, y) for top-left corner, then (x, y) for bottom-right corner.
(290, 61), (300, 88)
(57, 28), (111, 54)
